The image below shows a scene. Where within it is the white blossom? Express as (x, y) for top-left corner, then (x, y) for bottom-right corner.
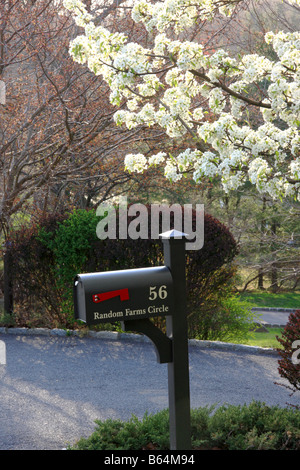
(290, 159), (300, 179)
(124, 154), (147, 173)
(164, 161), (182, 182)
(64, 0), (300, 201)
(148, 152), (167, 165)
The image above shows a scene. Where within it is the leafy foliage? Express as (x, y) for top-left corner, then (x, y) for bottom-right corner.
(69, 401), (300, 450)
(190, 293), (257, 342)
(72, 410), (170, 450)
(208, 401), (300, 450)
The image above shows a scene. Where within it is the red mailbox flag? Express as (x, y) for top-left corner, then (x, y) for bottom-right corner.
(92, 288), (129, 304)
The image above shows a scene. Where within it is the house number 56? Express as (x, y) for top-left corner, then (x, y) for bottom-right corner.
(149, 285), (168, 300)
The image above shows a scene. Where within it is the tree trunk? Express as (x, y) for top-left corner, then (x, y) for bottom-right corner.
(258, 267), (264, 290)
(270, 221), (279, 293)
(258, 196), (266, 290)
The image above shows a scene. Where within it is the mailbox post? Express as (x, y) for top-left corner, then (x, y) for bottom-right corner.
(161, 229), (191, 450)
(73, 229), (192, 450)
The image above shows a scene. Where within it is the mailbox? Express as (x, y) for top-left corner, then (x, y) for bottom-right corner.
(74, 266), (174, 326)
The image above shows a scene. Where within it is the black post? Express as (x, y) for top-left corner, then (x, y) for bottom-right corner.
(160, 230), (191, 450)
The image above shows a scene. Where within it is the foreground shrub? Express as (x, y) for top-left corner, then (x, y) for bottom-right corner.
(71, 410), (171, 451)
(69, 401), (300, 450)
(208, 401), (300, 450)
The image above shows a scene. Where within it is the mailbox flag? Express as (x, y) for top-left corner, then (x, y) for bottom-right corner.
(92, 288), (129, 303)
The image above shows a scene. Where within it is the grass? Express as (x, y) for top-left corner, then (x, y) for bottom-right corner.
(231, 327), (284, 349)
(235, 290), (298, 349)
(239, 291), (300, 309)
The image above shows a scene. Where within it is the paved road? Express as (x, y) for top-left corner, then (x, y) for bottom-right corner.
(0, 333), (299, 450)
(253, 309), (296, 326)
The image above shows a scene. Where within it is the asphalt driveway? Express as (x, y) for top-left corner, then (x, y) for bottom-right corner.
(0, 332), (299, 450)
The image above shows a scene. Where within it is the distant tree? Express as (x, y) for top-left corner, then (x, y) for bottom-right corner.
(199, 186), (300, 291)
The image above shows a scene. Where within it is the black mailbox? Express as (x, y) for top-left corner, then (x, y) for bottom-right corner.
(74, 266), (174, 326)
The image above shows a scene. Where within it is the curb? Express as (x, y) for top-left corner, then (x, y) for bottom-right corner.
(0, 326), (278, 356)
(252, 307), (297, 312)
(256, 322), (286, 328)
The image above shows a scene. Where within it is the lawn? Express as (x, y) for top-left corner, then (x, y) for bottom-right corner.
(239, 291), (300, 309)
(235, 327), (284, 349)
(235, 291), (298, 349)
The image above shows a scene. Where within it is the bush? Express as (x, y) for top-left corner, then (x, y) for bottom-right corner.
(71, 410), (171, 451)
(3, 213), (68, 327)
(190, 293), (257, 342)
(69, 401), (300, 450)
(276, 310), (300, 396)
(208, 401), (300, 450)
(70, 407), (213, 450)
(4, 206), (251, 339)
(38, 209), (99, 325)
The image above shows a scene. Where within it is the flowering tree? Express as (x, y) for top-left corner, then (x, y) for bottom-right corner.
(64, 0), (300, 201)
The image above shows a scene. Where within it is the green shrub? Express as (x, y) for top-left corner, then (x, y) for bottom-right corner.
(38, 209), (99, 325)
(71, 410), (170, 450)
(190, 294), (258, 342)
(69, 401), (300, 450)
(70, 407), (213, 450)
(209, 401), (300, 450)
